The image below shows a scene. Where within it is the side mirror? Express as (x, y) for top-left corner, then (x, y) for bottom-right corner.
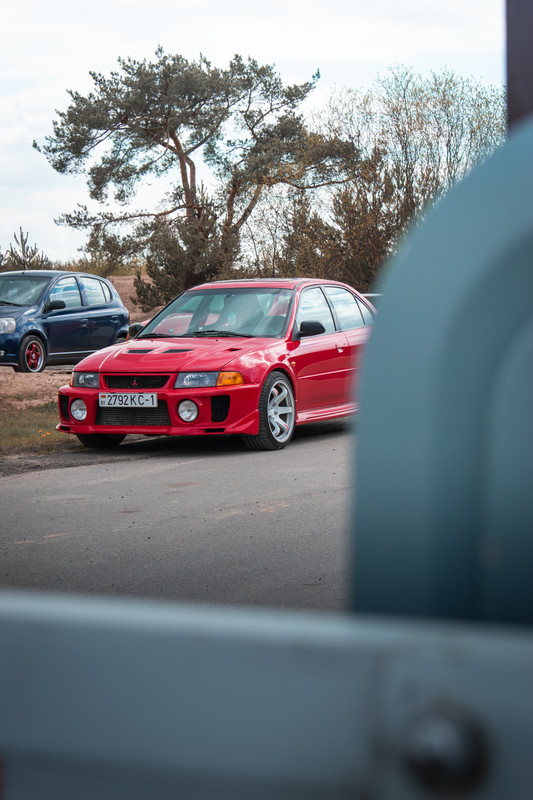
(297, 320), (326, 338)
(46, 300), (66, 312)
(128, 322), (145, 338)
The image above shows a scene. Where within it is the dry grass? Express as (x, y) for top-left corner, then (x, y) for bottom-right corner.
(0, 398), (66, 453)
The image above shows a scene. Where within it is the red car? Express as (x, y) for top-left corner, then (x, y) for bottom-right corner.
(57, 279), (375, 451)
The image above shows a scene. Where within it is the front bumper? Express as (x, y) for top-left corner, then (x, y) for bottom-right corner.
(57, 383), (262, 437)
(0, 333), (20, 365)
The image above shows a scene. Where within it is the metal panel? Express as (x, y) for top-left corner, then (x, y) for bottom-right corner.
(351, 115), (533, 624)
(507, 0), (533, 127)
(0, 591), (532, 799)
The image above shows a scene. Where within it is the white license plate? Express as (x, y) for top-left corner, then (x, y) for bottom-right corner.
(98, 393), (158, 408)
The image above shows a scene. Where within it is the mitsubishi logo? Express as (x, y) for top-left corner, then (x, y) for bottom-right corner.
(132, 377), (138, 388)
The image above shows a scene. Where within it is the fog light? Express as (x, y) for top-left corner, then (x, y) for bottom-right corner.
(178, 400), (199, 422)
(70, 399), (87, 421)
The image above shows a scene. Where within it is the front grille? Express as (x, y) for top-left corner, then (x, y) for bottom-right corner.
(96, 401), (171, 427)
(104, 375), (170, 389)
(211, 395), (230, 422)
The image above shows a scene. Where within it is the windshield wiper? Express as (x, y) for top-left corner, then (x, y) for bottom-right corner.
(0, 300), (22, 306)
(192, 329), (254, 338)
(136, 333), (191, 339)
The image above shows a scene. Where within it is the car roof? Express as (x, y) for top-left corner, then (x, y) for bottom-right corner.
(0, 270), (66, 278)
(0, 270), (110, 280)
(188, 278), (353, 291)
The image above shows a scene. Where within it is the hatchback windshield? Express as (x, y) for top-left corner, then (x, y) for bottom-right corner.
(0, 274), (51, 307)
(140, 287), (295, 339)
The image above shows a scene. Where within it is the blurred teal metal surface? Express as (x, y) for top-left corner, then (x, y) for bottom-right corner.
(1, 590), (533, 798)
(351, 117), (533, 624)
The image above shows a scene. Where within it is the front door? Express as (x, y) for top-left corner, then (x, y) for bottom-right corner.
(43, 276), (90, 359)
(290, 286), (350, 413)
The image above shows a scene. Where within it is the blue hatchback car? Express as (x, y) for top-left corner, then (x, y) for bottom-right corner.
(0, 270), (130, 372)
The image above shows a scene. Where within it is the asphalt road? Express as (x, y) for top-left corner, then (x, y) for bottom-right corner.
(0, 420), (357, 612)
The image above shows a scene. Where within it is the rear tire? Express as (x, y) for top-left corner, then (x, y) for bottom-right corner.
(76, 433), (126, 449)
(18, 335), (46, 372)
(243, 371), (295, 451)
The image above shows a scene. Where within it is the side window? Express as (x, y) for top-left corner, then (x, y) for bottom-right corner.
(101, 282), (112, 303)
(48, 277), (82, 309)
(295, 288), (335, 334)
(324, 286), (365, 330)
(355, 297), (375, 325)
(78, 276), (108, 307)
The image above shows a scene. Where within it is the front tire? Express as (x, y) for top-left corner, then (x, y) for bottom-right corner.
(243, 371), (295, 451)
(18, 335), (46, 372)
(76, 433), (126, 449)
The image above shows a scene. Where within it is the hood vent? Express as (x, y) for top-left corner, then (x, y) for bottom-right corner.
(127, 349), (154, 354)
(165, 348), (191, 353)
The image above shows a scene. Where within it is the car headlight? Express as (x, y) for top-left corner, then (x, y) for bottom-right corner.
(175, 372), (218, 388)
(71, 372), (100, 388)
(174, 371), (244, 388)
(0, 317), (16, 334)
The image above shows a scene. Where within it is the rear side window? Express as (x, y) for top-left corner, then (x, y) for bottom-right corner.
(79, 276), (108, 307)
(324, 286), (366, 330)
(355, 297), (374, 325)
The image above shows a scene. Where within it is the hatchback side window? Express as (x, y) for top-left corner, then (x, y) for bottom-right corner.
(324, 286), (366, 330)
(101, 282), (112, 303)
(295, 287), (335, 334)
(78, 276), (108, 307)
(48, 277), (82, 309)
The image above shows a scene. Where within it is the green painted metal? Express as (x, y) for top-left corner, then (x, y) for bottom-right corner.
(351, 117), (533, 624)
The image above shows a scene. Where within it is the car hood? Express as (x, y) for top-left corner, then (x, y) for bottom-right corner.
(76, 336), (275, 372)
(0, 304), (34, 319)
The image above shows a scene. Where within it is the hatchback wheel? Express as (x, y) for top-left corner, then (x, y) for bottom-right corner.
(18, 335), (46, 373)
(76, 433), (126, 449)
(244, 371), (295, 450)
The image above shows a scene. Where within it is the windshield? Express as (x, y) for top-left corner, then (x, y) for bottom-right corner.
(139, 287), (294, 339)
(0, 274), (51, 307)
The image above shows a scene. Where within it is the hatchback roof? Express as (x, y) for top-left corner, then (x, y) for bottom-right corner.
(0, 270), (111, 280)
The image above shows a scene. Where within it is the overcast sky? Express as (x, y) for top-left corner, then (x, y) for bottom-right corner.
(1, 0), (505, 262)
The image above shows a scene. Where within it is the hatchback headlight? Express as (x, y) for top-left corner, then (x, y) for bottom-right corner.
(71, 372), (100, 388)
(0, 317), (16, 334)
